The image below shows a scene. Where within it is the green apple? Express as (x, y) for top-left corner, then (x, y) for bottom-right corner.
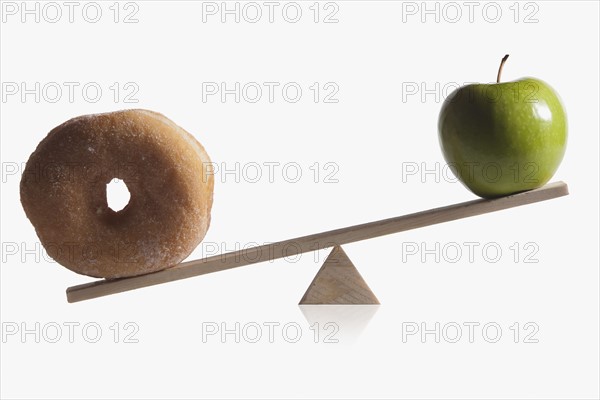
(438, 55), (567, 198)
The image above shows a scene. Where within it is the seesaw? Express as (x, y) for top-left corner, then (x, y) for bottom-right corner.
(66, 181), (569, 304)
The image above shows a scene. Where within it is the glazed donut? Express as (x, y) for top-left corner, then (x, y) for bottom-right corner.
(20, 109), (214, 279)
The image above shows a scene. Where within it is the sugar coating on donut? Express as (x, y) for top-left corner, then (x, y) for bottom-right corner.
(20, 109), (214, 278)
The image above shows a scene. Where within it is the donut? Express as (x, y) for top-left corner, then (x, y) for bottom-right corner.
(20, 109), (214, 279)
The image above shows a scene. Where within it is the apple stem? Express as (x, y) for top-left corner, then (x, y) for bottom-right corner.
(496, 54), (509, 83)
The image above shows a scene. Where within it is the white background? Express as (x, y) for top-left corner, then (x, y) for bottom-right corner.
(1, 1), (599, 398)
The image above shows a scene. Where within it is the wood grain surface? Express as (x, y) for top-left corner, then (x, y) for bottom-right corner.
(67, 181), (568, 303)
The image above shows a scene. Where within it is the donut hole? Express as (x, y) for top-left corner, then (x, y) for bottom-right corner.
(106, 178), (131, 212)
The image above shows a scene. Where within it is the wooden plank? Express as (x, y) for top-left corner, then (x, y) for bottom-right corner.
(66, 181), (569, 303)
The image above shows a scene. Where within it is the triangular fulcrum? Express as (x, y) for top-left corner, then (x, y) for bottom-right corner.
(299, 245), (379, 304)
